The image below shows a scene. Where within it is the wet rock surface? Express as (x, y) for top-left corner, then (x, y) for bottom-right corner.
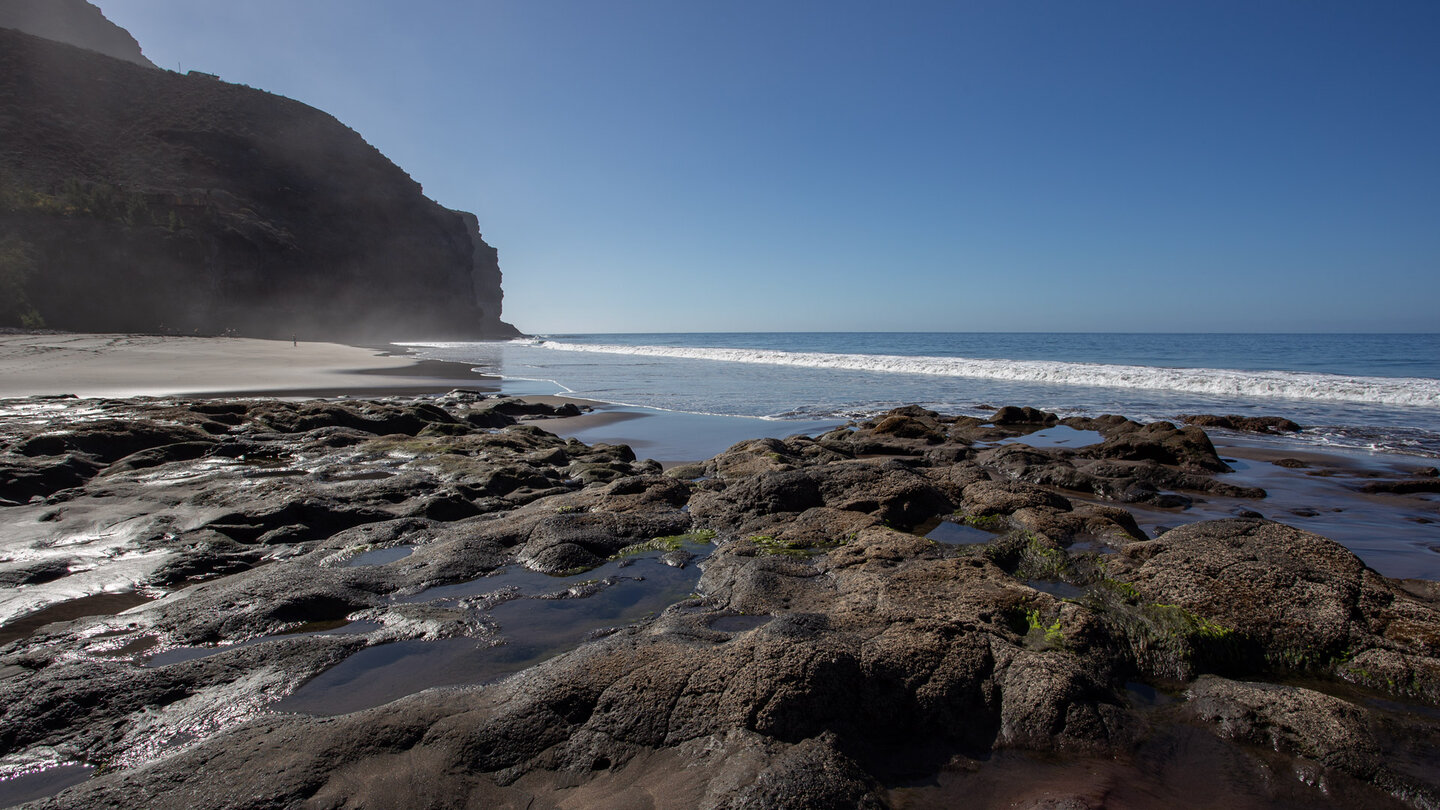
(1181, 413), (1304, 434)
(0, 401), (1437, 808)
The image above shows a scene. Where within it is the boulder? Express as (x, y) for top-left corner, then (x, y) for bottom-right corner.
(1181, 414), (1303, 433)
(961, 479), (1072, 517)
(1112, 519), (1440, 694)
(1188, 676), (1379, 777)
(990, 406), (1059, 426)
(1079, 421), (1230, 473)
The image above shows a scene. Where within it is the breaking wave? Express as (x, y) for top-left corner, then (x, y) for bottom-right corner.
(535, 340), (1440, 408)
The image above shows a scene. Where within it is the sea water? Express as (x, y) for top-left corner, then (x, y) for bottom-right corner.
(401, 333), (1440, 457)
(245, 335), (1440, 734)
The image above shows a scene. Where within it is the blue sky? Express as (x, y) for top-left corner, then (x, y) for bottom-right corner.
(93, 1), (1439, 333)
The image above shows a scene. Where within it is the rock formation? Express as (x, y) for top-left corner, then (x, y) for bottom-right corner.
(2, 401), (1438, 808)
(0, 16), (518, 340)
(0, 0), (153, 68)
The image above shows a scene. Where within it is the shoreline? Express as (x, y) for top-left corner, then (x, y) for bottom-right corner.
(5, 330), (1436, 463)
(2, 335), (1439, 807)
(1, 392), (1437, 808)
(1, 331), (1435, 575)
(0, 332), (846, 465)
(0, 333), (501, 400)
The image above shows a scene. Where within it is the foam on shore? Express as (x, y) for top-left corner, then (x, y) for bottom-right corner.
(533, 340), (1440, 408)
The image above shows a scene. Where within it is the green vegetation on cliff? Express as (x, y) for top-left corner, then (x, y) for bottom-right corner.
(0, 173), (180, 231)
(0, 234), (43, 327)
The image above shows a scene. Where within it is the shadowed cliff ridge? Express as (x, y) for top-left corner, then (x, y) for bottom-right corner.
(0, 21), (518, 341)
(0, 0), (153, 68)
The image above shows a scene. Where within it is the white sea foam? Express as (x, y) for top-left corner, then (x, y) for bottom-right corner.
(535, 341), (1440, 408)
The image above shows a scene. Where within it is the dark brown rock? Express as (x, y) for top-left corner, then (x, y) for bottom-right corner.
(0, 452), (102, 502)
(1188, 676), (1380, 777)
(0, 0), (154, 67)
(990, 406), (1059, 426)
(1181, 414), (1303, 433)
(872, 412), (946, 443)
(16, 421), (213, 463)
(1361, 479), (1440, 495)
(7, 398), (1438, 810)
(0, 26), (516, 340)
(1111, 519), (1440, 697)
(1079, 421), (1231, 473)
(962, 479), (1072, 517)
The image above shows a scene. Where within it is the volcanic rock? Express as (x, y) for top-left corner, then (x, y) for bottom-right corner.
(3, 401), (1437, 809)
(0, 0), (154, 68)
(1181, 414), (1303, 433)
(0, 24), (517, 340)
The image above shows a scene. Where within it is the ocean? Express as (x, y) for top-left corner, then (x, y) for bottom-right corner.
(402, 332), (1440, 458)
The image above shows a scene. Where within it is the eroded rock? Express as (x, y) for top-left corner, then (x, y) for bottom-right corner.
(2, 401), (1437, 809)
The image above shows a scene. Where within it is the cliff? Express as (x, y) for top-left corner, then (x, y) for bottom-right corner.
(0, 0), (153, 68)
(0, 25), (518, 340)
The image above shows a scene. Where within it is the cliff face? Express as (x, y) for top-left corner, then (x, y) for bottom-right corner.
(0, 0), (153, 68)
(456, 211), (507, 335)
(0, 25), (518, 340)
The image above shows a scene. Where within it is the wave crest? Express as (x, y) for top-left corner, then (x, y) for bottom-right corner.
(536, 341), (1440, 408)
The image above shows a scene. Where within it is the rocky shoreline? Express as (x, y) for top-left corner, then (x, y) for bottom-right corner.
(1, 395), (1438, 808)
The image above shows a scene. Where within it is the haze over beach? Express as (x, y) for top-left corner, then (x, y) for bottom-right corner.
(2, 2), (1440, 809)
(93, 0), (1440, 334)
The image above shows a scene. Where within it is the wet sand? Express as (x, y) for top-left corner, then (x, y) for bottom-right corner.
(0, 333), (830, 465)
(532, 403), (843, 466)
(0, 333), (498, 398)
(0, 332), (1432, 573)
(1187, 433), (1440, 580)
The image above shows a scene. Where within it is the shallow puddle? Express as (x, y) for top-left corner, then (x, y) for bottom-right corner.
(242, 469), (307, 480)
(272, 637), (503, 716)
(925, 521), (997, 545)
(541, 406), (844, 466)
(886, 721), (1408, 809)
(343, 546), (414, 567)
(1123, 680), (1178, 708)
(1066, 538), (1118, 555)
(1174, 437), (1440, 579)
(0, 764), (94, 809)
(1024, 580), (1084, 599)
(89, 633), (160, 658)
(144, 620), (380, 667)
(278, 553), (705, 716)
(396, 549), (706, 606)
(325, 470), (395, 482)
(994, 426), (1104, 449)
(708, 614), (772, 633)
(0, 591), (153, 647)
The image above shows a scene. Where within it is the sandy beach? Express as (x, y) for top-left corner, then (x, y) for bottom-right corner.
(2, 334), (1440, 809)
(0, 332), (843, 467)
(0, 333), (499, 399)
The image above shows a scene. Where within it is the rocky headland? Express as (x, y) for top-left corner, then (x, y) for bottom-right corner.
(0, 3), (517, 341)
(0, 0), (152, 69)
(1, 397), (1437, 808)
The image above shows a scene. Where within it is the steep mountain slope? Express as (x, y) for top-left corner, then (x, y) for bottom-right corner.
(0, 0), (153, 68)
(0, 25), (517, 340)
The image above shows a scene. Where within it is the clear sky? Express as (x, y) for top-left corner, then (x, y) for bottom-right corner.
(92, 1), (1439, 334)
